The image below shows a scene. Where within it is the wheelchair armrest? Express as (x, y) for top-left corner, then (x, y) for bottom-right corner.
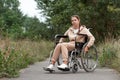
(55, 34), (68, 39)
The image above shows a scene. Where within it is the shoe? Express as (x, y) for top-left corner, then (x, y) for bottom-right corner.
(46, 64), (54, 70)
(57, 63), (68, 69)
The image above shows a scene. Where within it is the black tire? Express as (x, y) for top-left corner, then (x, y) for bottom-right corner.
(81, 43), (98, 72)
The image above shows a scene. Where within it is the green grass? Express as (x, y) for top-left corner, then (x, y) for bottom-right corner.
(0, 39), (53, 78)
(98, 38), (120, 72)
(0, 37), (120, 77)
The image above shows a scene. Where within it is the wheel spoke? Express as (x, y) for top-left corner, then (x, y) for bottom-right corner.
(81, 44), (98, 72)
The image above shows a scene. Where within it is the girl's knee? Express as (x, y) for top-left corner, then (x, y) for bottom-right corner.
(56, 43), (62, 47)
(61, 43), (68, 47)
(57, 43), (68, 48)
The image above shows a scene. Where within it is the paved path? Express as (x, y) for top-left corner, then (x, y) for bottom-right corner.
(4, 59), (120, 80)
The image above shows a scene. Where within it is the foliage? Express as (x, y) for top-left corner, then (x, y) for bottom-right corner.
(21, 16), (48, 40)
(1, 0), (119, 41)
(35, 0), (120, 41)
(0, 0), (24, 39)
(0, 0), (47, 40)
(98, 38), (120, 71)
(0, 47), (23, 77)
(98, 46), (117, 67)
(0, 39), (53, 78)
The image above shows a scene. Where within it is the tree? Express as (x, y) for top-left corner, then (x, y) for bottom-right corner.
(35, 0), (120, 41)
(0, 0), (23, 39)
(22, 15), (49, 40)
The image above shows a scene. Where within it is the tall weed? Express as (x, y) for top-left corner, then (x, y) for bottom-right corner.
(98, 46), (117, 67)
(98, 38), (120, 72)
(0, 39), (53, 78)
(0, 47), (21, 77)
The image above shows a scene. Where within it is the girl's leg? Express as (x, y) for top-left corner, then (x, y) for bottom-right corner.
(51, 43), (62, 64)
(47, 42), (75, 69)
(61, 42), (75, 64)
(46, 43), (62, 69)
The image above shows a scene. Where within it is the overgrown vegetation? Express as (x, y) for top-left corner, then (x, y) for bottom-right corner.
(1, 0), (120, 41)
(98, 38), (120, 72)
(0, 0), (120, 78)
(0, 39), (53, 78)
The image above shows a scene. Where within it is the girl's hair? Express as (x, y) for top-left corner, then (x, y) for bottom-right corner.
(71, 15), (80, 21)
(71, 15), (81, 26)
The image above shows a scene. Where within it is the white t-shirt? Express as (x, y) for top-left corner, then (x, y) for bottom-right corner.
(73, 29), (79, 37)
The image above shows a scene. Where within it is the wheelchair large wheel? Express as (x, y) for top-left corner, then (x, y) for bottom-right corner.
(81, 43), (98, 72)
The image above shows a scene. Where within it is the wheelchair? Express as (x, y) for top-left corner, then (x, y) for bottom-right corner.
(46, 34), (98, 73)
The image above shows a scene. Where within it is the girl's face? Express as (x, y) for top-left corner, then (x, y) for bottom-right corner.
(71, 17), (80, 26)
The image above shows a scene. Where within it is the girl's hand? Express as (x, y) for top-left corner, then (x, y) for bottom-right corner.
(84, 46), (89, 52)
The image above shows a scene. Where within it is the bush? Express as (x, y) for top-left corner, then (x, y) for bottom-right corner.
(0, 48), (21, 77)
(98, 38), (120, 72)
(99, 46), (117, 67)
(0, 39), (53, 78)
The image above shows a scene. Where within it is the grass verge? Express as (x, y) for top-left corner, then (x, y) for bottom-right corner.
(0, 39), (53, 78)
(98, 38), (120, 72)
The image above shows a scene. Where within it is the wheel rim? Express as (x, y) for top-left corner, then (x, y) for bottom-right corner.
(81, 44), (98, 72)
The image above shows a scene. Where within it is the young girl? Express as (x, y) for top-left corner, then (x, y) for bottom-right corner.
(46, 15), (95, 70)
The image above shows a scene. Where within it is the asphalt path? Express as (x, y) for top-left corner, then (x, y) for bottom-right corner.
(4, 59), (120, 80)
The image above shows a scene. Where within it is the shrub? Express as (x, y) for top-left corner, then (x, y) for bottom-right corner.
(0, 48), (21, 77)
(99, 46), (117, 67)
(0, 39), (53, 78)
(98, 38), (120, 72)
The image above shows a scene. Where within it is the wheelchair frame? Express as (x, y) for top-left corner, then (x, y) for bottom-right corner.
(48, 34), (98, 73)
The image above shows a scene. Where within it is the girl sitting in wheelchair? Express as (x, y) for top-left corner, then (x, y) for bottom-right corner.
(45, 15), (95, 71)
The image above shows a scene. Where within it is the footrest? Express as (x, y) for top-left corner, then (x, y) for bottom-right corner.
(43, 67), (55, 73)
(57, 67), (70, 71)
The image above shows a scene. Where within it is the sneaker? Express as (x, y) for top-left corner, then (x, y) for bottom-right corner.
(46, 64), (54, 70)
(57, 63), (68, 69)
